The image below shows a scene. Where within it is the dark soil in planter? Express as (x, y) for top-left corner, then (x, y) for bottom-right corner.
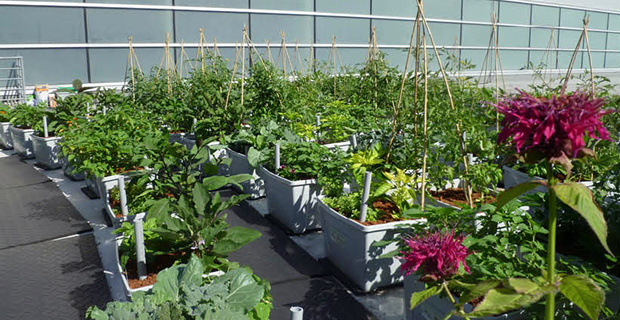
(124, 251), (186, 289)
(430, 188), (496, 208)
(334, 199), (420, 226)
(113, 166), (144, 174)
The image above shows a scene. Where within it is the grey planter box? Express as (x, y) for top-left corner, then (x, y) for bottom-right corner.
(86, 174), (121, 199)
(9, 126), (35, 159)
(403, 275), (524, 320)
(258, 165), (321, 234)
(61, 157), (86, 181)
(32, 135), (62, 169)
(323, 140), (351, 152)
(318, 199), (425, 292)
(0, 122), (13, 149)
(226, 148), (265, 199)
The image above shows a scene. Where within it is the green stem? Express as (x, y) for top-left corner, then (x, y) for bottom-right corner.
(545, 161), (557, 320)
(442, 282), (471, 320)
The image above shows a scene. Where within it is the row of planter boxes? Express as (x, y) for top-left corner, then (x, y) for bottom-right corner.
(1, 122), (63, 169)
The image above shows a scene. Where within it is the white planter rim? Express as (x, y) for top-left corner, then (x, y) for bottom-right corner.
(258, 165), (317, 186)
(32, 135), (63, 142)
(318, 197), (425, 232)
(9, 125), (34, 133)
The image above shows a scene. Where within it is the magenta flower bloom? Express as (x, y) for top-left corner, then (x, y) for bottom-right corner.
(400, 230), (471, 281)
(494, 91), (612, 168)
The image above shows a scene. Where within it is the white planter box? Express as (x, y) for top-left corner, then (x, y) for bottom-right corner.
(114, 237), (224, 299)
(9, 126), (35, 159)
(403, 275), (523, 320)
(323, 140), (351, 152)
(0, 122), (13, 149)
(258, 165), (321, 234)
(32, 135), (62, 169)
(226, 148), (266, 199)
(318, 199), (425, 292)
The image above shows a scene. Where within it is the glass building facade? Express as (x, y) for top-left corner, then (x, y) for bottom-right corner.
(0, 0), (618, 86)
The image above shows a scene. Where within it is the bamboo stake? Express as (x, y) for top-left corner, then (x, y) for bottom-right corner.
(267, 40), (273, 64)
(295, 39), (303, 74)
(196, 28), (211, 72)
(225, 43), (242, 111)
(179, 40), (192, 78)
(421, 27), (429, 209)
(125, 36), (142, 102)
(540, 28), (557, 86)
(332, 36), (337, 95)
(560, 20), (587, 95)
(280, 31), (287, 75)
(418, 2), (473, 207)
(309, 42), (315, 73)
(241, 26), (247, 108)
(583, 15), (595, 95)
(386, 15), (419, 162)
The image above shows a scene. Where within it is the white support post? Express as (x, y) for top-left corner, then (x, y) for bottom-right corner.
(42, 116), (48, 138)
(275, 143), (281, 172)
(118, 175), (129, 217)
(290, 306), (303, 320)
(359, 171), (373, 223)
(133, 212), (147, 280)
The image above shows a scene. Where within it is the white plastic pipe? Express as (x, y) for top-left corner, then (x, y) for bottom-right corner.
(133, 212), (147, 280)
(359, 171), (373, 223)
(118, 175), (129, 217)
(192, 118), (197, 133)
(290, 306), (303, 320)
(102, 104), (106, 116)
(275, 143), (281, 172)
(42, 116), (48, 138)
(315, 115), (321, 142)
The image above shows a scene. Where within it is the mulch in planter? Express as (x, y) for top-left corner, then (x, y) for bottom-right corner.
(334, 199), (420, 226)
(124, 251), (186, 289)
(430, 188), (496, 208)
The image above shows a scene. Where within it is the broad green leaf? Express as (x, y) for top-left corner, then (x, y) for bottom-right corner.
(253, 302), (272, 320)
(458, 280), (500, 306)
(152, 265), (182, 303)
(203, 176), (229, 191)
(496, 180), (547, 210)
(148, 198), (170, 221)
(465, 287), (544, 317)
(247, 147), (265, 168)
(559, 274), (605, 320)
(502, 278), (539, 294)
(552, 182), (613, 255)
(179, 255), (203, 288)
(212, 227), (261, 255)
(193, 182), (210, 216)
(409, 285), (441, 309)
(215, 268), (264, 313)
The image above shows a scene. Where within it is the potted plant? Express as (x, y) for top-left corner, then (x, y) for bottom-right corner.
(9, 103), (48, 159)
(258, 141), (346, 234)
(0, 103), (13, 149)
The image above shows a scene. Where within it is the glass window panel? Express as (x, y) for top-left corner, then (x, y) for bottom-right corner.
(0, 7), (85, 44)
(605, 52), (620, 68)
(316, 17), (370, 44)
(89, 48), (163, 83)
(175, 0), (248, 8)
(372, 21), (414, 45)
(557, 51), (583, 70)
(609, 14), (620, 31)
(175, 12), (247, 44)
(558, 30), (582, 49)
(251, 15), (313, 44)
(585, 52), (605, 69)
(251, 0), (312, 11)
(380, 48), (409, 72)
(463, 0), (497, 22)
(528, 50), (558, 69)
(586, 32), (606, 50)
(587, 12), (608, 30)
(607, 34), (620, 50)
(530, 28), (557, 49)
(314, 48), (367, 70)
(372, 0), (416, 17)
(498, 26), (529, 48)
(499, 2), (529, 25)
(423, 0), (461, 20)
(86, 0), (171, 4)
(460, 49), (487, 71)
(426, 22), (461, 47)
(560, 8), (584, 29)
(0, 49), (88, 86)
(316, 0), (368, 15)
(87, 9), (173, 43)
(462, 25), (493, 47)
(498, 50), (527, 70)
(531, 6), (559, 27)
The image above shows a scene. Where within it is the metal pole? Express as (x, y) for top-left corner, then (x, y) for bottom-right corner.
(133, 212), (147, 280)
(359, 171), (373, 222)
(349, 134), (357, 149)
(192, 117), (197, 133)
(102, 104), (107, 116)
(290, 306), (303, 320)
(315, 114), (321, 143)
(118, 175), (129, 217)
(275, 143), (281, 171)
(42, 116), (48, 138)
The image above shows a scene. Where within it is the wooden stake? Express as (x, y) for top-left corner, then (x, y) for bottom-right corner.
(583, 15), (595, 95)
(241, 26), (247, 108)
(421, 27), (429, 209)
(225, 44), (242, 111)
(560, 19), (587, 95)
(125, 36), (142, 102)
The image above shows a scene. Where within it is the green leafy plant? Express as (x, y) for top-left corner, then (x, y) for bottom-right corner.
(0, 103), (12, 122)
(86, 255), (272, 320)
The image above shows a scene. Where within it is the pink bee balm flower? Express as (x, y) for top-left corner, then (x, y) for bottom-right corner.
(494, 91), (612, 168)
(400, 229), (471, 281)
